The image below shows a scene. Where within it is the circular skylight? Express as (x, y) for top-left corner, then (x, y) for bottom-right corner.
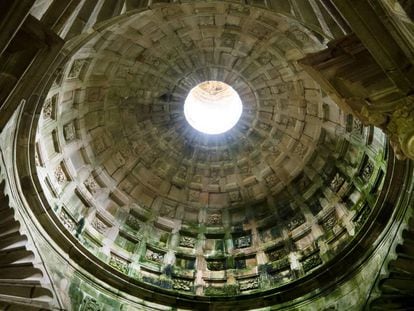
(184, 81), (243, 134)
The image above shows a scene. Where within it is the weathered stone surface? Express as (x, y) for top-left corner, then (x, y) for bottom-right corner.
(145, 249), (164, 263)
(179, 236), (196, 248)
(239, 278), (259, 291)
(81, 297), (101, 311)
(234, 235), (252, 249)
(109, 254), (129, 274)
(172, 278), (193, 292)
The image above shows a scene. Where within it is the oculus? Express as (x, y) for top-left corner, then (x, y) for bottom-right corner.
(184, 81), (243, 134)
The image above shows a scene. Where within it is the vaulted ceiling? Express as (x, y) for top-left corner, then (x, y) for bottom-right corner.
(32, 3), (390, 307)
(2, 1), (413, 310)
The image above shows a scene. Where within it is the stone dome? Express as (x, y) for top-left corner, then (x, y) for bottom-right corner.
(29, 2), (392, 309)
